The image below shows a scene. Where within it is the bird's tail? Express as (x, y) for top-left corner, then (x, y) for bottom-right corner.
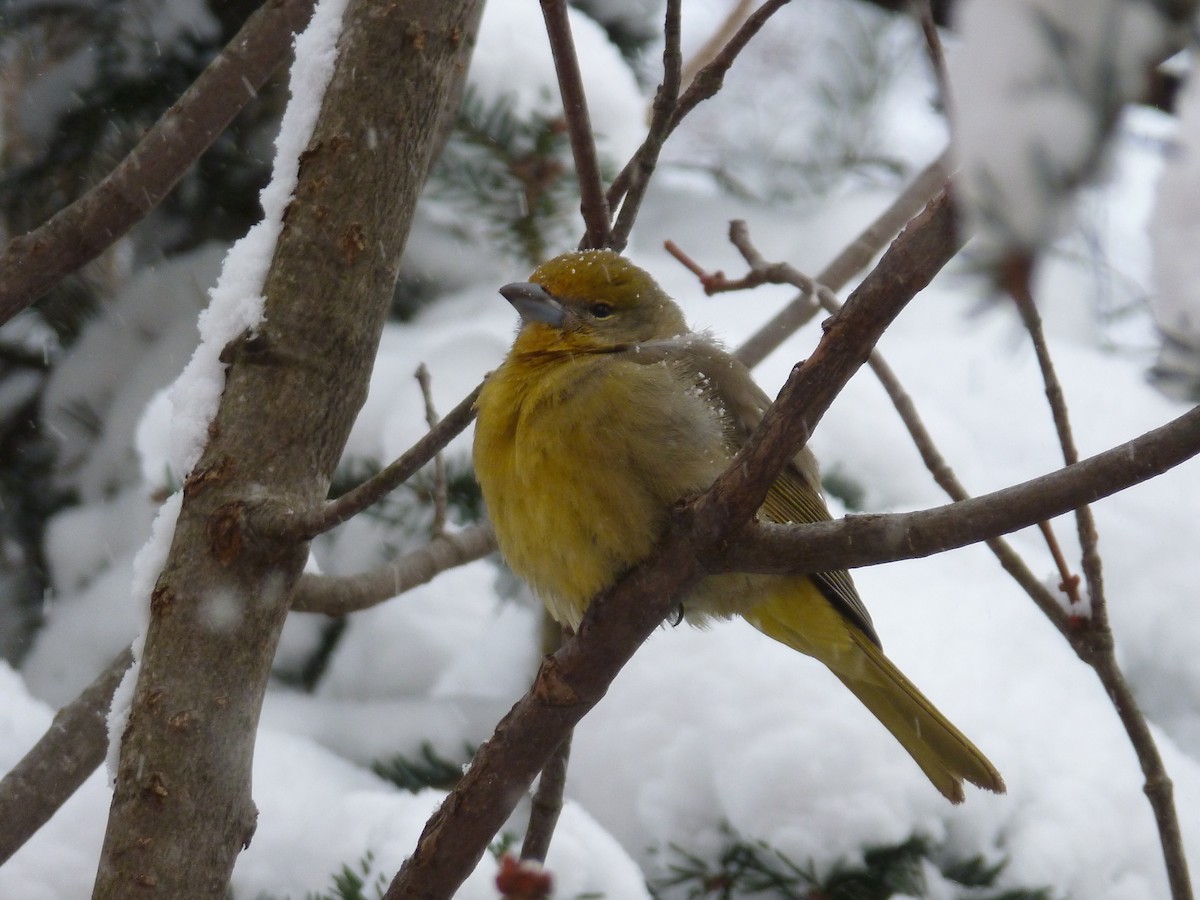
(746, 586), (1005, 804)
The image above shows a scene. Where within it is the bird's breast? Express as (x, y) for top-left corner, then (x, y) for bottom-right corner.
(474, 353), (731, 628)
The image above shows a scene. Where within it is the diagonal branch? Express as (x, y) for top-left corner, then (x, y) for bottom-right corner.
(1008, 268), (1193, 900)
(0, 0), (317, 322)
(607, 0), (682, 251)
(290, 522), (495, 615)
(539, 0), (611, 250)
(605, 0), (790, 247)
(0, 648), (133, 865)
(275, 383), (482, 541)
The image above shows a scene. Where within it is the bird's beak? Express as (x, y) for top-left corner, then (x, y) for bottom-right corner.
(499, 282), (565, 328)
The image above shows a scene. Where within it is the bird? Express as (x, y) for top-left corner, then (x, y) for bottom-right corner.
(472, 248), (1004, 803)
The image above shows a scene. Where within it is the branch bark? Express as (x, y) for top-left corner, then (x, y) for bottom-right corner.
(0, 0), (318, 322)
(0, 648), (132, 865)
(539, 0), (611, 250)
(89, 2), (484, 896)
(718, 404), (1200, 575)
(290, 523), (496, 615)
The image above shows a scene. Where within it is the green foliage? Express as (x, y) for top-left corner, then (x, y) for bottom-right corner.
(308, 851), (387, 900)
(648, 830), (1056, 900)
(489, 830), (520, 860)
(371, 742), (472, 793)
(430, 87), (579, 267)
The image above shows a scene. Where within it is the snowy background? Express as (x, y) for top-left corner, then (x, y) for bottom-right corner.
(2, 0), (1200, 897)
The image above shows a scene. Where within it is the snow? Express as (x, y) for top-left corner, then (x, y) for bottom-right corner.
(165, 0), (351, 481)
(950, 0), (1180, 262)
(6, 1), (1200, 898)
(1150, 53), (1200, 391)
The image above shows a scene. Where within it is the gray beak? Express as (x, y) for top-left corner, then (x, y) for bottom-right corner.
(499, 282), (565, 328)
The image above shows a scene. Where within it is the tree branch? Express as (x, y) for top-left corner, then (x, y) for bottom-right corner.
(734, 148), (952, 368)
(1009, 267), (1193, 900)
(0, 648), (132, 865)
(539, 0), (611, 250)
(0, 0), (318, 322)
(607, 0), (682, 251)
(276, 383), (482, 541)
(605, 0), (790, 243)
(718, 403), (1200, 575)
(290, 523), (496, 615)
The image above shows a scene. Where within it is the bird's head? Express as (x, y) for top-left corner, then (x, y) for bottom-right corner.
(501, 250), (688, 353)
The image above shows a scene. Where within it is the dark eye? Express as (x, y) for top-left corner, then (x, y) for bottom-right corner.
(589, 302), (614, 319)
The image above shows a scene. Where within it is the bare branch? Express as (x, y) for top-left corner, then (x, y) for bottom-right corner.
(290, 523), (496, 615)
(0, 648), (132, 864)
(415, 364), (448, 537)
(278, 382), (482, 541)
(911, 0), (950, 111)
(735, 148), (952, 368)
(539, 0), (611, 250)
(607, 0), (682, 251)
(719, 403), (1200, 576)
(520, 621), (570, 864)
(679, 0), (755, 93)
(0, 0), (318, 322)
(668, 0), (792, 133)
(1007, 264), (1193, 900)
(704, 220), (1075, 630)
(606, 0), (789, 248)
(520, 733), (572, 864)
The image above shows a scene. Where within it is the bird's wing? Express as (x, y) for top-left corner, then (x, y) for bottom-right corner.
(635, 335), (882, 647)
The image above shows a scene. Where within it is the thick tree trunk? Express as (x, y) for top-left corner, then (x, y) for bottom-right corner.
(90, 2), (484, 896)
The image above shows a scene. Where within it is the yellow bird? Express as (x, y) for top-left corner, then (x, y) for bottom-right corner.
(473, 249), (1004, 803)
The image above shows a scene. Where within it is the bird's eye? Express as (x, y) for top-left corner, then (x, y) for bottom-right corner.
(589, 302), (614, 319)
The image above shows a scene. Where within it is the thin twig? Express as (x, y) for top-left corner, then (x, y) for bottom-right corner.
(734, 148), (953, 368)
(1036, 520), (1083, 604)
(539, 0), (611, 250)
(278, 382), (482, 540)
(521, 731), (572, 863)
(681, 0), (756, 92)
(607, 0), (682, 251)
(667, 0), (792, 133)
(415, 364), (448, 537)
(0, 0), (317, 322)
(911, 0), (951, 112)
(1008, 268), (1193, 900)
(605, 0), (791, 247)
(290, 522), (495, 615)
